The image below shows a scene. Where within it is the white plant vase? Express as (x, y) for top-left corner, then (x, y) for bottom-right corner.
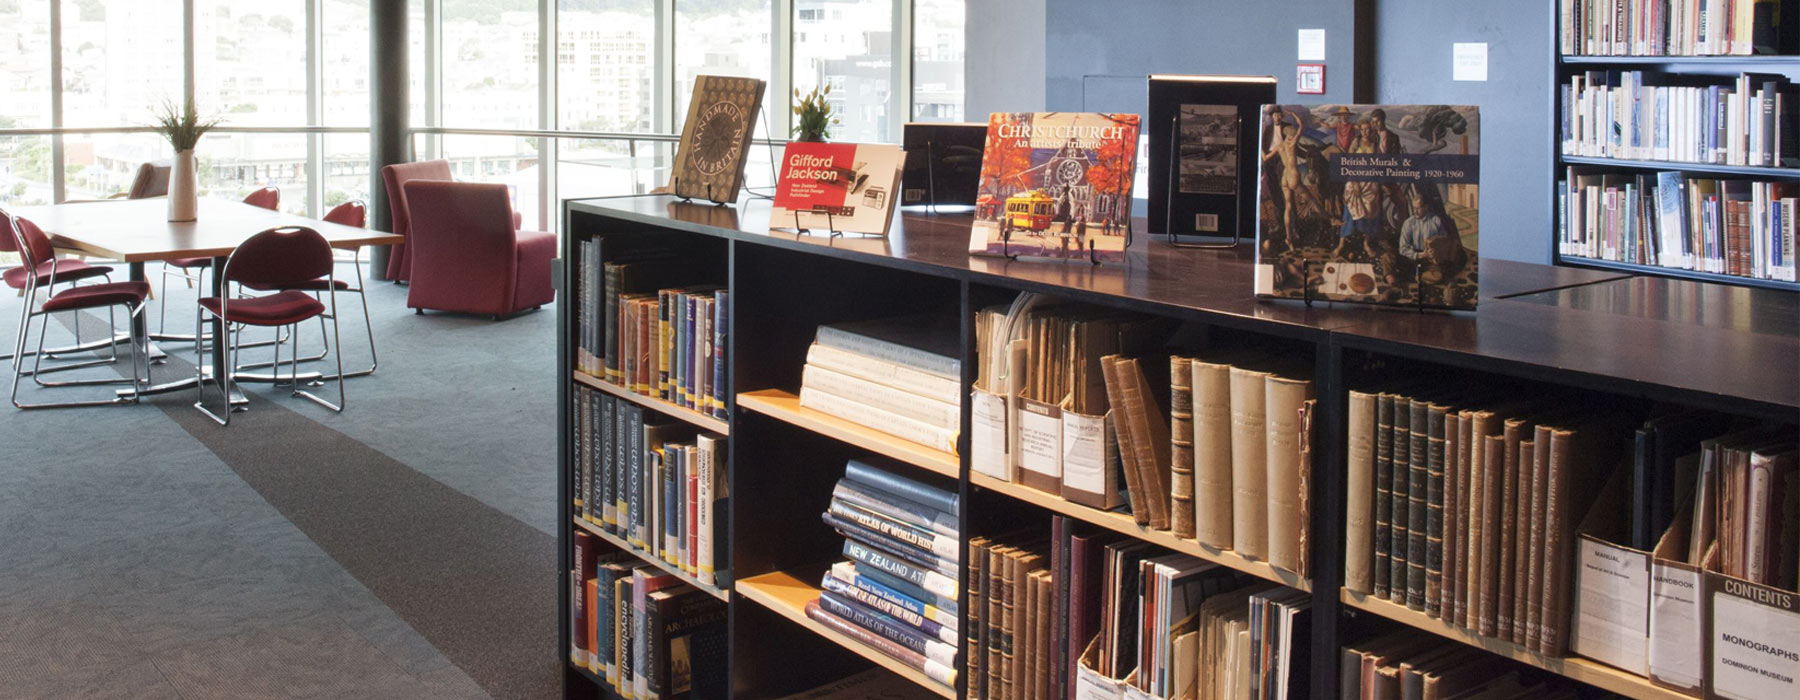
(168, 149), (198, 222)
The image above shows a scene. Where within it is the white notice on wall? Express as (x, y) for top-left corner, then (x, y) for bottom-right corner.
(1297, 29), (1326, 61)
(1453, 42), (1488, 81)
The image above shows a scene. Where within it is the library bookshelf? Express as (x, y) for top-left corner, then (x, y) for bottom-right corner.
(1549, 0), (1800, 291)
(557, 195), (1797, 700)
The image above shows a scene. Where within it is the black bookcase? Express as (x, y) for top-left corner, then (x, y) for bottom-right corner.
(557, 194), (1797, 700)
(1550, 0), (1800, 291)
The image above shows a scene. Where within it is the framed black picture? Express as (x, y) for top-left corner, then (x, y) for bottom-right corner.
(900, 122), (987, 208)
(1146, 74), (1277, 244)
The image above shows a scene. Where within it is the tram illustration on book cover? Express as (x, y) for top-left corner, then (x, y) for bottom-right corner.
(968, 112), (1141, 262)
(1254, 104), (1481, 309)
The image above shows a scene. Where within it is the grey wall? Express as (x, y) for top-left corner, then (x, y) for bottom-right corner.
(966, 0), (1049, 117)
(1373, 1), (1552, 263)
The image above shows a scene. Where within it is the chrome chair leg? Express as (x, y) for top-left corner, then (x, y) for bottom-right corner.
(193, 316), (232, 426)
(293, 291), (345, 413)
(11, 299), (143, 409)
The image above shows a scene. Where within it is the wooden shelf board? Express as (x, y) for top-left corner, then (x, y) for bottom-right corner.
(970, 472), (1311, 593)
(572, 516), (730, 601)
(736, 388), (960, 480)
(1339, 589), (1692, 700)
(1554, 255), (1800, 292)
(735, 569), (957, 699)
(1560, 54), (1800, 65)
(1558, 154), (1800, 178)
(568, 660), (626, 699)
(574, 371), (731, 435)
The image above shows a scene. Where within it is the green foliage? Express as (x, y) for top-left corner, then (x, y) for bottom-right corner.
(152, 98), (223, 152)
(791, 85), (836, 141)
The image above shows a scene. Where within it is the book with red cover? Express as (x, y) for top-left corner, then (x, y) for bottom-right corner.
(968, 112), (1142, 262)
(772, 141), (904, 235)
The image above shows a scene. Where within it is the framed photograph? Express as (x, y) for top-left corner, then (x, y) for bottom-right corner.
(1145, 74), (1278, 241)
(1296, 64), (1325, 95)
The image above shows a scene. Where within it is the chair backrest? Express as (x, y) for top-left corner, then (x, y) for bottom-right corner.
(379, 160), (452, 238)
(1, 208), (53, 270)
(128, 162), (171, 199)
(242, 186), (281, 211)
(223, 226), (334, 288)
(324, 200), (366, 229)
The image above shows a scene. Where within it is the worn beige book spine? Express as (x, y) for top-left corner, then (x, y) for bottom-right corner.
(1193, 359), (1235, 549)
(1123, 359), (1173, 531)
(1100, 356), (1151, 526)
(1265, 374), (1313, 574)
(1229, 366), (1272, 560)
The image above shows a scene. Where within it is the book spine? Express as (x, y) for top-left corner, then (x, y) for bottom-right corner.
(1389, 396), (1412, 604)
(814, 324), (960, 379)
(696, 435), (715, 582)
(1510, 437), (1535, 645)
(1194, 360), (1234, 549)
(1229, 367), (1270, 559)
(805, 601), (957, 687)
(818, 590), (960, 665)
(1266, 375), (1311, 574)
(1424, 403), (1447, 617)
(845, 539), (957, 599)
(829, 499), (958, 559)
(858, 562), (958, 616)
(826, 514), (956, 577)
(1478, 434), (1505, 637)
(1346, 391), (1377, 595)
(601, 395), (618, 529)
(1442, 411), (1463, 622)
(965, 540), (987, 700)
(1406, 399), (1430, 610)
(663, 445), (680, 563)
(1526, 426), (1552, 649)
(645, 592), (668, 697)
(627, 407), (645, 547)
(800, 386), (958, 454)
(833, 481), (959, 538)
(826, 570), (958, 644)
(658, 289), (673, 400)
(604, 264), (621, 382)
(803, 364), (960, 429)
(1373, 394), (1395, 599)
(1170, 357), (1197, 539)
(1497, 421), (1527, 640)
(577, 387), (591, 515)
(806, 341), (962, 405)
(844, 459), (960, 515)
(613, 397), (630, 533)
(711, 289), (729, 419)
(617, 578), (634, 699)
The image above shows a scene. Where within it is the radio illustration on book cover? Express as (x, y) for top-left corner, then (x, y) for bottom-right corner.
(670, 75), (766, 203)
(968, 112), (1141, 262)
(1254, 104), (1480, 309)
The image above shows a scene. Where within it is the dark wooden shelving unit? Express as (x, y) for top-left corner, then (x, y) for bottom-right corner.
(558, 194), (1797, 700)
(1549, 0), (1800, 292)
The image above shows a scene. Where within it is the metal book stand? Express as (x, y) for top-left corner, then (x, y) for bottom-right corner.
(1160, 114), (1241, 250)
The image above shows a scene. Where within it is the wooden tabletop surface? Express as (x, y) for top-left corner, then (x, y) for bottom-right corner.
(13, 198), (403, 263)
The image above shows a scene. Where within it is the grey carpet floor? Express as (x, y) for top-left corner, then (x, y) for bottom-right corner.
(0, 263), (560, 700)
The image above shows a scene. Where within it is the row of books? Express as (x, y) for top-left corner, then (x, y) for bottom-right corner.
(1558, 169), (1797, 280)
(1340, 630), (1615, 700)
(1558, 0), (1796, 56)
(967, 518), (1313, 700)
(810, 460), (962, 691)
(1558, 70), (1795, 167)
(573, 238), (729, 419)
(570, 532), (727, 699)
(797, 314), (962, 454)
(972, 295), (1316, 578)
(574, 385), (729, 586)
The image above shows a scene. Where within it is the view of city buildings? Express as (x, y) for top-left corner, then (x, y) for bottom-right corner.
(0, 0), (964, 232)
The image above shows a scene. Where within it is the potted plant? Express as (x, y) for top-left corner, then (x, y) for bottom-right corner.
(791, 85), (836, 142)
(153, 98), (221, 222)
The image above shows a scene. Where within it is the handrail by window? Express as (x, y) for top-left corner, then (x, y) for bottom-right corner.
(0, 126), (370, 137)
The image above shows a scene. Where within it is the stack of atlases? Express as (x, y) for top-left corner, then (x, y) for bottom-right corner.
(573, 386), (729, 587)
(799, 314), (961, 454)
(571, 530), (728, 699)
(572, 239), (729, 420)
(810, 460), (960, 691)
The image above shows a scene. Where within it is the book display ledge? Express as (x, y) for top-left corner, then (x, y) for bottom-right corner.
(557, 194), (1798, 700)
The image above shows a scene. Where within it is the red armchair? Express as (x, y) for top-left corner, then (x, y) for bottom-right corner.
(400, 180), (555, 319)
(379, 159), (524, 282)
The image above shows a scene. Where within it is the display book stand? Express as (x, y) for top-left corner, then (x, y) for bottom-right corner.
(557, 195), (1798, 700)
(1156, 112), (1241, 250)
(670, 103), (783, 206)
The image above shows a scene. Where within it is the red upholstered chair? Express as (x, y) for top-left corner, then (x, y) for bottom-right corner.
(7, 208), (150, 408)
(195, 225), (345, 425)
(400, 180), (555, 319)
(1, 209), (117, 365)
(238, 200), (378, 377)
(379, 160), (524, 283)
(162, 187), (282, 334)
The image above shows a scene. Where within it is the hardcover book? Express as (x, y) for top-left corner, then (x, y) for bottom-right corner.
(671, 75), (766, 203)
(901, 122), (987, 207)
(1253, 104), (1481, 309)
(968, 112), (1142, 262)
(1146, 74), (1277, 239)
(771, 141), (904, 235)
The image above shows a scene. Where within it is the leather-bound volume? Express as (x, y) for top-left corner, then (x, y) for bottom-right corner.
(967, 536), (989, 700)
(1539, 424), (1618, 657)
(1297, 398), (1316, 579)
(1495, 418), (1529, 639)
(1122, 358), (1172, 531)
(1524, 425), (1553, 650)
(1373, 393), (1396, 599)
(1424, 402), (1448, 617)
(1230, 366), (1272, 560)
(1169, 356), (1197, 539)
(1440, 410), (1462, 621)
(1193, 358), (1235, 549)
(1463, 410), (1500, 629)
(1406, 399), (1431, 611)
(1389, 396), (1413, 604)
(1477, 433), (1505, 637)
(1265, 374), (1313, 574)
(1346, 390), (1379, 595)
(1100, 356), (1151, 526)
(1511, 437), (1536, 646)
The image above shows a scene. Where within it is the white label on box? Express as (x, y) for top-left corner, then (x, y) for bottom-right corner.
(1076, 665), (1125, 700)
(1297, 28), (1326, 61)
(1649, 561), (1704, 690)
(1711, 578), (1800, 700)
(1018, 401), (1062, 480)
(1452, 42), (1488, 81)
(971, 390), (1009, 479)
(1571, 537), (1650, 676)
(1121, 684), (1156, 700)
(1061, 410), (1107, 495)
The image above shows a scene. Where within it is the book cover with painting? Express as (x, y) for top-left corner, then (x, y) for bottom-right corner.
(770, 141), (903, 236)
(1254, 104), (1481, 309)
(968, 112), (1141, 262)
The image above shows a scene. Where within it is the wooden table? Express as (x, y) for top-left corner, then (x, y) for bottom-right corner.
(13, 198), (402, 399)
